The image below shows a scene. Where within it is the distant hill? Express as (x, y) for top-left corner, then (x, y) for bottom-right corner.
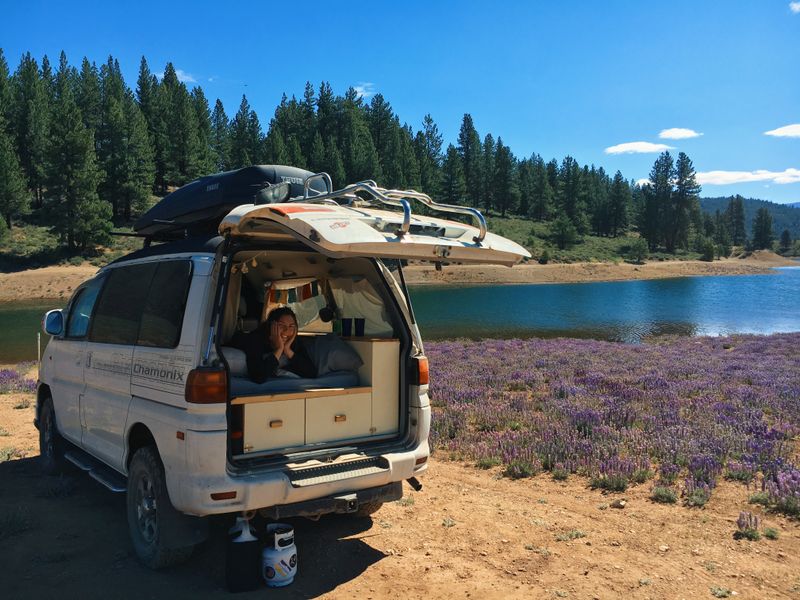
(699, 196), (800, 240)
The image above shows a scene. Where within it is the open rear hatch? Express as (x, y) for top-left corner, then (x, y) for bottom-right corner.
(219, 203), (530, 267)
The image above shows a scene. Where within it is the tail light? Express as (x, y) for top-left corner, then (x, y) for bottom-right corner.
(411, 356), (429, 386)
(185, 367), (228, 404)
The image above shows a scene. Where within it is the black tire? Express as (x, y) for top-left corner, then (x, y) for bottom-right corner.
(39, 396), (65, 474)
(354, 501), (384, 517)
(127, 446), (194, 569)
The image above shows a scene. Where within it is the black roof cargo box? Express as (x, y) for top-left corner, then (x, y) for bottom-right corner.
(134, 165), (327, 240)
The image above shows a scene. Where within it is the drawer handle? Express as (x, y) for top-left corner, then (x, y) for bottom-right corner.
(334, 414), (347, 423)
(269, 420), (283, 429)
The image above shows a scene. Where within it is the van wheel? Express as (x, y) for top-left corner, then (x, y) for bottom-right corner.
(39, 397), (65, 474)
(354, 501), (383, 517)
(127, 446), (194, 569)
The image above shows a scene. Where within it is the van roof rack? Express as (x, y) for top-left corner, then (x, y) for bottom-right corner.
(292, 172), (488, 243)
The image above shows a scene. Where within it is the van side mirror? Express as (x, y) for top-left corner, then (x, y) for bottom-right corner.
(43, 309), (64, 336)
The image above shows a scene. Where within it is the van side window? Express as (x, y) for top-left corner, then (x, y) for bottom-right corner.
(65, 276), (105, 339)
(89, 263), (157, 345)
(137, 260), (193, 348)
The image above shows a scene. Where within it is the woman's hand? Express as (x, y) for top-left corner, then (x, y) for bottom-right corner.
(283, 328), (297, 359)
(269, 321), (284, 359)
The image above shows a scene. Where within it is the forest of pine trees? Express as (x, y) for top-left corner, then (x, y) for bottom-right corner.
(0, 49), (783, 259)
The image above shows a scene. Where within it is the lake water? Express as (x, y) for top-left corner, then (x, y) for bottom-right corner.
(1, 267), (799, 364)
(408, 266), (800, 342)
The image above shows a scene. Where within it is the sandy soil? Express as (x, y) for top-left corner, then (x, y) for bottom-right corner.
(0, 253), (796, 302)
(0, 264), (98, 302)
(1, 392), (798, 599)
(404, 251), (798, 286)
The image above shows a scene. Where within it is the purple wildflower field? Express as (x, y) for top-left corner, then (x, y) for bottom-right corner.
(427, 333), (800, 516)
(0, 363), (37, 394)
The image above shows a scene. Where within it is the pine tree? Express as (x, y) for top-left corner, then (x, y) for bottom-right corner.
(751, 207), (773, 250)
(323, 136), (346, 188)
(286, 135), (306, 169)
(47, 53), (111, 250)
(316, 81), (338, 142)
(517, 159), (534, 216)
(398, 125), (420, 189)
(159, 63), (201, 185)
(457, 114), (482, 207)
(608, 171), (630, 237)
(300, 81), (317, 157)
(415, 114), (443, 198)
(640, 152), (673, 251)
(558, 156), (588, 234)
(481, 133), (495, 211)
(441, 144), (466, 205)
(341, 93), (381, 182)
(529, 155), (554, 221)
(135, 57), (166, 192)
(191, 87), (215, 175)
(230, 95), (262, 168)
(0, 122), (29, 228)
(0, 50), (11, 129)
(76, 58), (102, 145)
(308, 131), (326, 173)
(262, 127), (288, 165)
(492, 138), (518, 217)
(725, 196), (747, 246)
(367, 94), (395, 172)
(210, 99), (231, 171)
(665, 152), (701, 252)
(779, 229), (792, 253)
(11, 52), (50, 206)
(122, 95), (155, 218)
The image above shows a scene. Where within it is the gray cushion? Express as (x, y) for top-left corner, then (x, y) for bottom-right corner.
(308, 334), (363, 376)
(221, 346), (248, 377)
(230, 370), (360, 395)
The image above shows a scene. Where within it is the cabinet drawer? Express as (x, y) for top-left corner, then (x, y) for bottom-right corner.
(243, 399), (305, 453)
(306, 393), (372, 444)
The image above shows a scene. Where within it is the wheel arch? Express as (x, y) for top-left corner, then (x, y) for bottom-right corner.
(35, 383), (52, 427)
(126, 422), (158, 470)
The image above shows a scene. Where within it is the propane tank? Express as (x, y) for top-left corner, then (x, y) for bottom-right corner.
(261, 523), (297, 587)
(225, 517), (261, 593)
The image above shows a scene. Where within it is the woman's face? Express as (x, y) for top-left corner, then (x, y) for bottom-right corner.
(275, 315), (297, 343)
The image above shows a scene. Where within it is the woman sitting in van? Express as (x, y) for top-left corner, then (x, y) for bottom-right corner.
(230, 307), (316, 383)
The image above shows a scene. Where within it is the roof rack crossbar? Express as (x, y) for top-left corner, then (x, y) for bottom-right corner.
(293, 173), (486, 241)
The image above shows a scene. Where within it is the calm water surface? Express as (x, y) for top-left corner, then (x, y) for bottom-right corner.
(1, 267), (799, 363)
(409, 266), (800, 342)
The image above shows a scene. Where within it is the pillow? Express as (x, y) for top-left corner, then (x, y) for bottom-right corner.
(221, 346), (248, 377)
(307, 334), (363, 376)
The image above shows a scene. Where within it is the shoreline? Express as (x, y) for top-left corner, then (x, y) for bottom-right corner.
(0, 252), (796, 302)
(403, 251), (798, 286)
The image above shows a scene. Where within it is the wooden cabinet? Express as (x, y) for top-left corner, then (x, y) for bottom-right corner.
(234, 339), (401, 456)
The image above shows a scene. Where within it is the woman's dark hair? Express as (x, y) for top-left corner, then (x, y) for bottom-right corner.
(265, 306), (297, 328)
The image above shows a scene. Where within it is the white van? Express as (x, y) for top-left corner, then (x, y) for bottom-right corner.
(36, 166), (529, 568)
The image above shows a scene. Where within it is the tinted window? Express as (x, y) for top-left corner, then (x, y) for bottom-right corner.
(66, 276), (105, 339)
(137, 261), (193, 348)
(89, 263), (157, 345)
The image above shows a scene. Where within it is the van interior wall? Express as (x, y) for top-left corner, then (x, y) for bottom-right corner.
(221, 250), (400, 344)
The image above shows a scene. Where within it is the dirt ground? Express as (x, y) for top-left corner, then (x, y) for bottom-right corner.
(403, 251), (798, 286)
(1, 392), (798, 599)
(0, 252), (796, 301)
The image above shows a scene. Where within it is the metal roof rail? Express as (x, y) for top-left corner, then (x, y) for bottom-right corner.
(295, 173), (487, 242)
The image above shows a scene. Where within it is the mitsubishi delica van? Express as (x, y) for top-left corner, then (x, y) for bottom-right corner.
(36, 165), (529, 568)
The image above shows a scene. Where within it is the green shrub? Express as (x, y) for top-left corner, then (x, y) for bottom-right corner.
(627, 238), (649, 264)
(651, 486), (677, 504)
(503, 458), (538, 479)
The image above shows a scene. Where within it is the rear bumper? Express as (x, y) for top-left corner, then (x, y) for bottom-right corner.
(260, 481), (403, 519)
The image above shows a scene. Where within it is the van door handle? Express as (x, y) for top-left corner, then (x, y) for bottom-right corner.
(334, 414), (347, 423)
(269, 420), (283, 429)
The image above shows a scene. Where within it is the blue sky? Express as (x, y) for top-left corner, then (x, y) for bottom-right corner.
(4, 1), (799, 203)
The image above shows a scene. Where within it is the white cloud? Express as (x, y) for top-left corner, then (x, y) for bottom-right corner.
(764, 123), (800, 138)
(791, 2), (800, 14)
(635, 178), (650, 187)
(604, 141), (674, 154)
(697, 168), (800, 185)
(659, 128), (703, 140)
(353, 82), (376, 99)
(155, 68), (197, 83)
